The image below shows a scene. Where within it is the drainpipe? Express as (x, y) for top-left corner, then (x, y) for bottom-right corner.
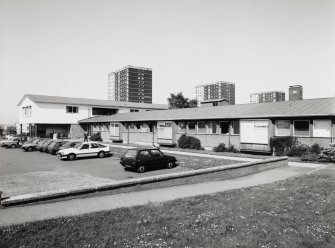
(127, 123), (129, 144)
(152, 122), (155, 147)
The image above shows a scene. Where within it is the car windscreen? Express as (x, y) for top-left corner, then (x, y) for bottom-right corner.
(73, 142), (83, 148)
(48, 141), (57, 147)
(124, 150), (138, 158)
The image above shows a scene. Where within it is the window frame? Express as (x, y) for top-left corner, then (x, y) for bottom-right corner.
(187, 122), (196, 134)
(197, 121), (206, 134)
(293, 120), (310, 137)
(275, 120), (291, 136)
(219, 121), (230, 135)
(313, 119), (331, 138)
(207, 121), (218, 134)
(178, 122), (186, 134)
(231, 120), (240, 135)
(66, 106), (79, 114)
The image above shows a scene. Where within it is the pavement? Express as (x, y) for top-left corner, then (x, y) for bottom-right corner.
(0, 161), (329, 227)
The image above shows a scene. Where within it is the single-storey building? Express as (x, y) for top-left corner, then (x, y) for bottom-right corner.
(79, 97), (335, 152)
(17, 94), (167, 138)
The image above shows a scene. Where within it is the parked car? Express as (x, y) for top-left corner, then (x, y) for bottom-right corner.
(120, 148), (177, 173)
(0, 137), (20, 148)
(39, 139), (55, 152)
(46, 140), (68, 154)
(23, 138), (46, 151)
(57, 142), (112, 161)
(36, 139), (51, 151)
(18, 137), (34, 147)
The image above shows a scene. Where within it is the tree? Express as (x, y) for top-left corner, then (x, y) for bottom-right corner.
(188, 99), (198, 108)
(167, 92), (198, 109)
(6, 125), (17, 135)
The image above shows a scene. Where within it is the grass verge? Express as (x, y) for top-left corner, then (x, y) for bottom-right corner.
(1, 171), (335, 248)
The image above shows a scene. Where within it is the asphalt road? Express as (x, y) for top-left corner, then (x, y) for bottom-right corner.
(0, 146), (186, 180)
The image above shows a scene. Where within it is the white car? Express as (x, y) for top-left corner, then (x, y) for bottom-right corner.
(57, 142), (112, 161)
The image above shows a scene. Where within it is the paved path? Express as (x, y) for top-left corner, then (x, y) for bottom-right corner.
(0, 164), (323, 227)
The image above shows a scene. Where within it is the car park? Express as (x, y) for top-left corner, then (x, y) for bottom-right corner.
(46, 140), (68, 154)
(0, 137), (20, 148)
(120, 148), (177, 173)
(57, 142), (112, 161)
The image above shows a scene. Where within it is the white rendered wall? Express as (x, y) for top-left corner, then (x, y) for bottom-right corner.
(18, 98), (92, 124)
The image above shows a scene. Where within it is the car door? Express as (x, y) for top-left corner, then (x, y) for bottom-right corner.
(150, 149), (166, 168)
(137, 150), (153, 168)
(77, 143), (90, 157)
(90, 143), (101, 156)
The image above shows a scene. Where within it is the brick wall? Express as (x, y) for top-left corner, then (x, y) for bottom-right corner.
(69, 124), (85, 139)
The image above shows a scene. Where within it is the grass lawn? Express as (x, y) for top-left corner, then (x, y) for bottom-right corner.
(111, 146), (240, 170)
(1, 170), (335, 248)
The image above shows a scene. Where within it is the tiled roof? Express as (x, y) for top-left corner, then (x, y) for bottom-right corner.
(78, 97), (335, 123)
(18, 94), (168, 110)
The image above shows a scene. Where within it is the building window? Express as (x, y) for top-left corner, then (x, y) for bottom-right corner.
(313, 120), (331, 137)
(207, 122), (217, 134)
(276, 120), (290, 136)
(178, 122), (186, 133)
(130, 109), (139, 112)
(123, 124), (128, 132)
(129, 123), (135, 132)
(187, 122), (196, 134)
(149, 123), (153, 132)
(197, 122), (206, 134)
(232, 121), (240, 134)
(22, 106), (32, 116)
(135, 123), (141, 132)
(141, 124), (149, 132)
(66, 106), (78, 113)
(220, 121), (229, 134)
(294, 120), (310, 137)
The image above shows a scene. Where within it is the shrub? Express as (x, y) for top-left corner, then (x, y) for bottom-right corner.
(213, 143), (226, 152)
(310, 143), (322, 155)
(301, 153), (318, 162)
(270, 136), (297, 156)
(90, 132), (103, 141)
(177, 134), (201, 150)
(227, 145), (238, 153)
(288, 144), (311, 157)
(177, 134), (188, 148)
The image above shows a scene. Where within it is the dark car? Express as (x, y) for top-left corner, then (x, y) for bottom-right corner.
(120, 148), (177, 173)
(47, 140), (68, 154)
(39, 139), (54, 152)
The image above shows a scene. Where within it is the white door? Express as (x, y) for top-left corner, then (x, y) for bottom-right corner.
(240, 120), (269, 144)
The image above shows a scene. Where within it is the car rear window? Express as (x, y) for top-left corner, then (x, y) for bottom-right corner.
(125, 150), (138, 158)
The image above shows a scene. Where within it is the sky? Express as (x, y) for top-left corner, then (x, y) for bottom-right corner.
(0, 0), (334, 124)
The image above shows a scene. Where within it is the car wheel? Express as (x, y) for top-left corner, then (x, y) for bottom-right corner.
(167, 161), (174, 169)
(28, 147), (33, 152)
(98, 151), (105, 158)
(11, 144), (16, 148)
(137, 165), (145, 173)
(67, 153), (76, 161)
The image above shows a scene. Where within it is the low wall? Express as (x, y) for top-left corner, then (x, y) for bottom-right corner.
(296, 137), (332, 148)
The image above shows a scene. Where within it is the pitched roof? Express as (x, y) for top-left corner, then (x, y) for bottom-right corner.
(18, 94), (168, 110)
(78, 97), (335, 123)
